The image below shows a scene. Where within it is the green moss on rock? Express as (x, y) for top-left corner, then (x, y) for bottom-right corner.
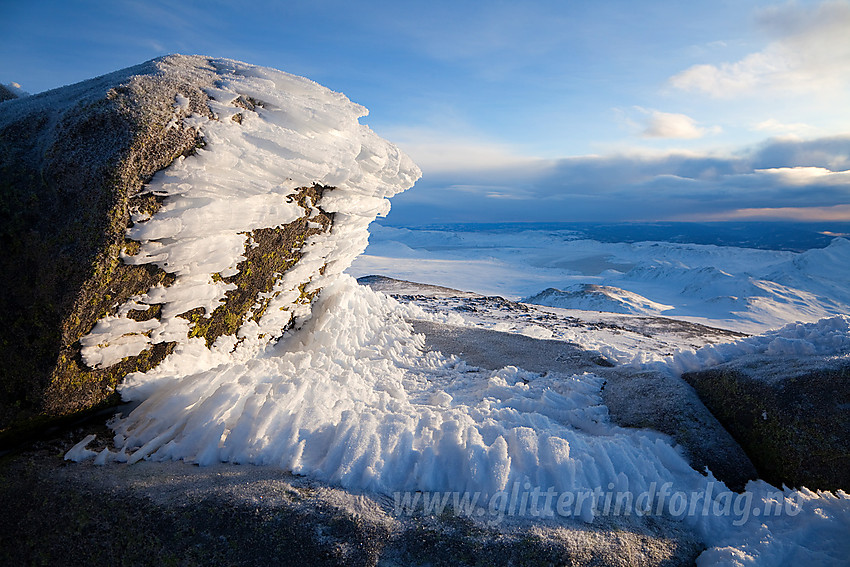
(177, 185), (333, 348)
(0, 56), (217, 433)
(683, 359), (850, 491)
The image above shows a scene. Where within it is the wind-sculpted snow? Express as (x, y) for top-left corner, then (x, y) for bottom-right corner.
(79, 56), (420, 369)
(63, 60), (850, 565)
(69, 279), (850, 565)
(87, 279), (698, 506)
(668, 315), (850, 376)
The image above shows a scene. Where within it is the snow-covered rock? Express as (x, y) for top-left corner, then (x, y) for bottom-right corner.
(524, 284), (673, 315)
(680, 317), (850, 491)
(0, 55), (419, 430)
(19, 58), (847, 567)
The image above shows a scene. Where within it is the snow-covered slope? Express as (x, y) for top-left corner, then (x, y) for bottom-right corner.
(351, 226), (850, 332)
(525, 284), (673, 315)
(62, 62), (850, 566)
(360, 276), (744, 364)
(764, 238), (850, 311)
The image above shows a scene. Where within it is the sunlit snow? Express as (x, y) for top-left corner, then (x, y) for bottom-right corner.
(65, 57), (850, 566)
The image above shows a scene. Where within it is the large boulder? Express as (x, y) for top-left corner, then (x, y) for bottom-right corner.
(683, 354), (850, 491)
(0, 443), (704, 567)
(0, 55), (419, 434)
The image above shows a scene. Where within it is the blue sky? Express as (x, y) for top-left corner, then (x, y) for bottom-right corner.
(2, 0), (850, 224)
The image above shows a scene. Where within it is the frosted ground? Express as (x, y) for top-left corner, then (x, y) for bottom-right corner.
(63, 57), (850, 565)
(351, 223), (850, 334)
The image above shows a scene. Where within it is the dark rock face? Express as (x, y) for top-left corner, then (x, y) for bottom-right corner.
(0, 432), (704, 567)
(0, 56), (330, 434)
(602, 367), (758, 492)
(683, 356), (850, 491)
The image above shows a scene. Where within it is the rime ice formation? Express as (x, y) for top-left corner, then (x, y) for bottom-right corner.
(69, 278), (850, 566)
(51, 58), (849, 566)
(0, 55), (418, 427)
(78, 56), (420, 370)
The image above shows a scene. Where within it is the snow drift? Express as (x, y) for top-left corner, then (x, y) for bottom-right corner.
(61, 58), (850, 566)
(77, 55), (421, 371)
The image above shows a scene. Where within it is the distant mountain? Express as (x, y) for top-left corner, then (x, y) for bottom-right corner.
(524, 284), (672, 315)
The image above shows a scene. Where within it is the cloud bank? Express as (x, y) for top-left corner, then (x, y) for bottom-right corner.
(386, 135), (850, 224)
(640, 110), (715, 140)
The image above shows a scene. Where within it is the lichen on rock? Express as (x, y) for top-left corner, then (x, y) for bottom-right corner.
(0, 55), (420, 435)
(0, 56), (217, 431)
(683, 356), (850, 491)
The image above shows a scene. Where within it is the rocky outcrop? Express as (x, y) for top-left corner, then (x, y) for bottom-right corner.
(0, 55), (419, 434)
(683, 355), (850, 491)
(0, 434), (703, 567)
(1, 57), (212, 431)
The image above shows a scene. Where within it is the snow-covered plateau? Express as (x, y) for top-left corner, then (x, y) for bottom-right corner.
(56, 58), (849, 566)
(351, 223), (850, 334)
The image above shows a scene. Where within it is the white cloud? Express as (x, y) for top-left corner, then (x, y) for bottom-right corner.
(669, 0), (850, 98)
(753, 118), (818, 137)
(640, 110), (715, 139)
(670, 50), (786, 97)
(384, 127), (547, 175)
(754, 166), (850, 186)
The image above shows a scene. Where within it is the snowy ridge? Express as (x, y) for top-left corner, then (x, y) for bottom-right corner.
(667, 315), (850, 376)
(381, 283), (744, 365)
(765, 238), (850, 310)
(524, 284), (673, 315)
(352, 226), (850, 332)
(79, 56), (420, 369)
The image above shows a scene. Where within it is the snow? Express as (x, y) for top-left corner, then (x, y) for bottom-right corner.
(667, 315), (850, 376)
(79, 56), (420, 369)
(367, 277), (743, 365)
(525, 284), (673, 316)
(64, 434), (98, 462)
(71, 277), (850, 564)
(107, 278), (699, 502)
(350, 225), (850, 333)
(62, 57), (850, 566)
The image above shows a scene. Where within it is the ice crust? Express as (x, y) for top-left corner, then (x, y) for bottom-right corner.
(65, 58), (849, 566)
(79, 57), (419, 368)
